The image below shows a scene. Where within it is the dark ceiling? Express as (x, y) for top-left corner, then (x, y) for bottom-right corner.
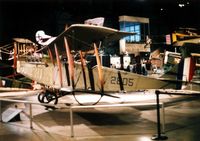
(0, 0), (200, 44)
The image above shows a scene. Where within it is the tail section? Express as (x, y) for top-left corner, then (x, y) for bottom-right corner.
(180, 57), (195, 82)
(161, 51), (196, 89)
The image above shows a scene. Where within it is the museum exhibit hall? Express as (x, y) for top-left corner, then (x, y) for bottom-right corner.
(0, 0), (200, 141)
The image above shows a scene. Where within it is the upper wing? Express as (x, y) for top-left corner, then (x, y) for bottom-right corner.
(173, 37), (200, 46)
(47, 24), (135, 55)
(13, 38), (34, 44)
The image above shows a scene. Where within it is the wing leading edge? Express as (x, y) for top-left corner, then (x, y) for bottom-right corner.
(47, 24), (135, 55)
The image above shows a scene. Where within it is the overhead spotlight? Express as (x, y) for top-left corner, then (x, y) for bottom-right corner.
(178, 3), (185, 8)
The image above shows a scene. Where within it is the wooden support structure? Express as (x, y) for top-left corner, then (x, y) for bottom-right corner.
(79, 51), (87, 90)
(64, 37), (75, 88)
(54, 44), (63, 87)
(94, 43), (104, 92)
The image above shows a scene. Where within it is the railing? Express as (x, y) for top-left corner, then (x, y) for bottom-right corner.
(69, 102), (165, 137)
(153, 89), (200, 140)
(0, 98), (165, 137)
(0, 98), (59, 128)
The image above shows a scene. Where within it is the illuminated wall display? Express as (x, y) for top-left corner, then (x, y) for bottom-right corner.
(119, 16), (150, 55)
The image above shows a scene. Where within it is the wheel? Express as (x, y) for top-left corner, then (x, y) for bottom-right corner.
(38, 92), (45, 103)
(42, 91), (58, 105)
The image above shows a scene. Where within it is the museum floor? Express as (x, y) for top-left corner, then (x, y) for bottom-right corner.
(0, 91), (200, 141)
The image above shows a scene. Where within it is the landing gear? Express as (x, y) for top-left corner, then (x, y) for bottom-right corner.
(38, 92), (45, 103)
(38, 90), (58, 109)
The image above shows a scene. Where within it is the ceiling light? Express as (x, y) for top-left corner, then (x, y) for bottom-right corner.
(178, 3), (185, 8)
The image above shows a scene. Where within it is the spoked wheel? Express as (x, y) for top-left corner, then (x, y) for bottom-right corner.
(42, 91), (58, 104)
(38, 91), (58, 109)
(38, 92), (45, 103)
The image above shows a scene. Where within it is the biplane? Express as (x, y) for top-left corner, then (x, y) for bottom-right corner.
(0, 38), (41, 98)
(16, 24), (199, 105)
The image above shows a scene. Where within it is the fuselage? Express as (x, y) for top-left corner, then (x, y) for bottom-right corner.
(17, 54), (177, 93)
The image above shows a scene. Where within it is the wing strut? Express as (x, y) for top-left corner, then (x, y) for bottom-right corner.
(54, 44), (63, 87)
(79, 51), (87, 90)
(47, 48), (55, 66)
(64, 37), (75, 88)
(94, 43), (104, 93)
(47, 48), (55, 84)
(117, 71), (124, 92)
(13, 42), (17, 70)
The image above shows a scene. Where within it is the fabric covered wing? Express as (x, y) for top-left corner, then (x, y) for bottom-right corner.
(47, 24), (135, 56)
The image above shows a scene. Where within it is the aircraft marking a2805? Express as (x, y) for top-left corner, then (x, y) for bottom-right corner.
(110, 76), (134, 86)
